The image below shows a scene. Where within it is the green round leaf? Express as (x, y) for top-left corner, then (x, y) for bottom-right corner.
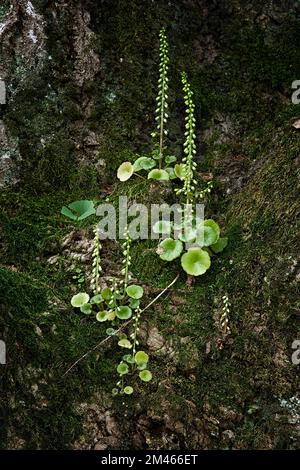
(139, 370), (153, 382)
(174, 163), (185, 180)
(106, 328), (116, 336)
(71, 292), (90, 308)
(126, 285), (144, 299)
(124, 386), (134, 395)
(112, 388), (119, 396)
(80, 303), (92, 314)
(61, 200), (96, 221)
(157, 238), (183, 261)
(202, 219), (220, 246)
(152, 220), (173, 235)
(123, 354), (135, 364)
(211, 237), (228, 253)
(164, 167), (177, 180)
(117, 363), (129, 375)
(129, 298), (140, 309)
(101, 288), (112, 301)
(133, 157), (155, 171)
(116, 306), (132, 320)
(148, 169), (169, 181)
(117, 162), (134, 182)
(90, 294), (103, 304)
(96, 311), (108, 322)
(181, 247), (211, 276)
(135, 351), (149, 365)
(118, 338), (132, 349)
(165, 155), (177, 164)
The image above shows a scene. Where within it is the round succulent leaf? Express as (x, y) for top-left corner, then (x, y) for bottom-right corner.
(90, 294), (103, 304)
(211, 237), (228, 253)
(157, 238), (183, 261)
(71, 292), (90, 308)
(203, 219), (220, 246)
(116, 306), (132, 320)
(107, 311), (116, 321)
(117, 162), (134, 181)
(118, 339), (132, 349)
(135, 351), (149, 365)
(96, 311), (109, 322)
(129, 298), (140, 309)
(61, 200), (96, 221)
(126, 285), (144, 299)
(123, 354), (135, 364)
(174, 163), (185, 180)
(117, 363), (129, 375)
(139, 370), (153, 382)
(165, 155), (177, 164)
(181, 247), (211, 276)
(80, 303), (92, 314)
(106, 328), (116, 336)
(112, 388), (119, 396)
(148, 169), (169, 181)
(133, 157), (155, 171)
(164, 167), (177, 180)
(101, 287), (112, 300)
(124, 386), (134, 395)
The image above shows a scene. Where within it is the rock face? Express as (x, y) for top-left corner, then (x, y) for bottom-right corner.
(0, 119), (21, 188)
(1, 0), (300, 452)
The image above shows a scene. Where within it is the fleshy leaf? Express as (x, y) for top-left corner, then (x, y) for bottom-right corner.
(148, 169), (169, 181)
(157, 238), (183, 261)
(101, 287), (112, 300)
(123, 354), (135, 364)
(181, 247), (211, 276)
(90, 294), (103, 304)
(106, 328), (116, 336)
(129, 298), (140, 309)
(80, 303), (92, 314)
(135, 351), (149, 365)
(174, 163), (185, 180)
(117, 363), (129, 375)
(139, 370), (153, 382)
(133, 157), (155, 171)
(96, 311), (109, 322)
(202, 219), (220, 246)
(124, 386), (134, 395)
(71, 292), (90, 308)
(165, 167), (177, 180)
(118, 339), (132, 349)
(211, 237), (228, 253)
(116, 306), (132, 320)
(126, 285), (144, 299)
(61, 200), (96, 221)
(165, 155), (177, 164)
(117, 162), (134, 181)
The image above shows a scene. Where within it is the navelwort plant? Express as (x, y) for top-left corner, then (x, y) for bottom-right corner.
(117, 28), (178, 183)
(155, 73), (227, 276)
(70, 226), (152, 395)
